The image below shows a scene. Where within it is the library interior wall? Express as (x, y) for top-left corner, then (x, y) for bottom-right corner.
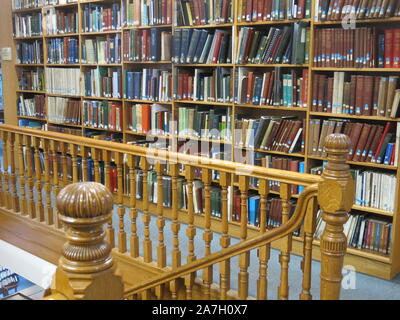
(0, 0), (18, 126)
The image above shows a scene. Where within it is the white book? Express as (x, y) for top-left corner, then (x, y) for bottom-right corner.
(357, 219), (366, 249)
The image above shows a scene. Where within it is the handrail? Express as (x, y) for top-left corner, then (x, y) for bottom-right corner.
(0, 124), (322, 186)
(124, 183), (318, 297)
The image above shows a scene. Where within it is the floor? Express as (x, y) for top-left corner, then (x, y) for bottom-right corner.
(0, 274), (44, 300)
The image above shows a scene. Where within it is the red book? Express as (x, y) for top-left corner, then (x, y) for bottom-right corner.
(257, 0), (265, 21)
(246, 72), (255, 103)
(246, 0), (253, 21)
(110, 167), (117, 193)
(166, 0), (172, 24)
(263, 0), (272, 19)
(221, 0), (229, 22)
(385, 29), (394, 68)
(212, 32), (224, 63)
(142, 104), (151, 133)
(393, 29), (400, 68)
(373, 122), (393, 162)
(302, 69), (309, 108)
(297, 0), (305, 18)
(390, 143), (396, 165)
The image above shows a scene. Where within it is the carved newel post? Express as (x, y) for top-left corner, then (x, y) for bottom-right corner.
(318, 134), (354, 300)
(50, 182), (124, 300)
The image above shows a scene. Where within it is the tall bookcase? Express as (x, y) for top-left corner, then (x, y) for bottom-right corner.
(11, 0), (400, 280)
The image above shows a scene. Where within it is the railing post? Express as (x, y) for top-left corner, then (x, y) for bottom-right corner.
(318, 134), (354, 300)
(48, 182), (124, 300)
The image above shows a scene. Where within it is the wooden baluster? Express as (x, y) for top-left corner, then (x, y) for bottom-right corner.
(128, 155), (139, 258)
(169, 163), (181, 299)
(103, 150), (115, 248)
(278, 183), (292, 300)
(185, 165), (196, 300)
(91, 148), (101, 183)
(50, 141), (62, 229)
(33, 137), (44, 222)
(141, 157), (152, 263)
(42, 139), (53, 225)
(0, 133), (5, 208)
(16, 134), (27, 215)
(319, 134), (353, 300)
(81, 146), (88, 182)
(238, 176), (249, 300)
(257, 179), (271, 300)
(201, 168), (213, 299)
(60, 142), (68, 188)
(8, 132), (19, 212)
(116, 153), (126, 253)
(300, 197), (318, 300)
(70, 144), (79, 184)
(155, 161), (166, 268)
(219, 172), (231, 300)
(1, 131), (10, 209)
(25, 136), (36, 218)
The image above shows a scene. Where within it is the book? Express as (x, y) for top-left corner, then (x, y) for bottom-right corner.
(16, 40), (43, 64)
(48, 97), (80, 125)
(83, 100), (122, 131)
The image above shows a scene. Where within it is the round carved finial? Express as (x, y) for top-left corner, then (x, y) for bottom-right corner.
(56, 182), (113, 219)
(324, 133), (351, 153)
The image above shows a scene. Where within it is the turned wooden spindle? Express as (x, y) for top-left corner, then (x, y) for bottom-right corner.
(8, 132), (19, 212)
(81, 146), (89, 182)
(42, 139), (53, 225)
(70, 144), (79, 183)
(103, 150), (115, 248)
(155, 161), (166, 268)
(16, 134), (27, 215)
(202, 168), (213, 299)
(184, 165), (196, 300)
(238, 175), (250, 300)
(141, 157), (152, 263)
(257, 179), (270, 300)
(50, 141), (62, 228)
(1, 131), (10, 209)
(91, 148), (101, 183)
(33, 137), (45, 222)
(219, 172), (231, 300)
(47, 182), (124, 300)
(318, 134), (354, 300)
(128, 154), (139, 258)
(115, 153), (126, 253)
(24, 136), (36, 219)
(60, 143), (69, 188)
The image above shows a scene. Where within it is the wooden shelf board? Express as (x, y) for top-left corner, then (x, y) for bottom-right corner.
(82, 96), (122, 101)
(123, 24), (173, 30)
(125, 130), (172, 139)
(310, 112), (400, 121)
(176, 135), (232, 145)
(175, 100), (232, 106)
(47, 93), (82, 98)
(15, 64), (44, 67)
(13, 35), (43, 40)
(312, 67), (400, 72)
(236, 104), (307, 111)
(124, 61), (171, 64)
(17, 115), (46, 121)
(81, 63), (122, 67)
(44, 33), (80, 38)
(308, 155), (398, 170)
(174, 23), (234, 29)
(47, 122), (82, 128)
(237, 18), (311, 26)
(16, 90), (46, 94)
(12, 7), (43, 13)
(352, 205), (394, 217)
(237, 146), (305, 158)
(80, 30), (122, 36)
(314, 17), (400, 25)
(175, 63), (234, 67)
(124, 99), (172, 105)
(83, 126), (122, 133)
(240, 63), (309, 68)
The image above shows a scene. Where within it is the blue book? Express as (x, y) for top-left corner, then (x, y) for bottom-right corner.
(298, 161), (305, 194)
(374, 222), (381, 251)
(87, 159), (94, 182)
(248, 196), (260, 226)
(384, 143), (394, 165)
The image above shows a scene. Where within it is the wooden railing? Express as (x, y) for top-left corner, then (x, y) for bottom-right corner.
(0, 124), (354, 300)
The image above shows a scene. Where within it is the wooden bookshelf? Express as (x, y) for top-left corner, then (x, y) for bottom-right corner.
(10, 0), (400, 280)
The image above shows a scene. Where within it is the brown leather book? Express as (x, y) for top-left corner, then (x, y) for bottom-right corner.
(372, 76), (381, 116)
(312, 118), (321, 156)
(360, 124), (378, 162)
(264, 120), (280, 150)
(385, 76), (398, 117)
(301, 118), (306, 154)
(366, 125), (384, 162)
(334, 120), (344, 134)
(362, 76), (374, 116)
(326, 77), (334, 113)
(284, 120), (302, 153)
(377, 77), (389, 117)
(355, 75), (364, 115)
(316, 119), (329, 157)
(347, 122), (364, 160)
(317, 74), (327, 112)
(289, 160), (299, 194)
(353, 123), (371, 162)
(321, 120), (336, 157)
(273, 120), (291, 151)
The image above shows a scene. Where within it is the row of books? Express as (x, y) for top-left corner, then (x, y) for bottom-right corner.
(48, 97), (81, 125)
(12, 0), (45, 10)
(16, 40), (42, 64)
(82, 3), (121, 33)
(177, 106), (232, 141)
(43, 7), (78, 35)
(236, 23), (309, 65)
(353, 170), (396, 212)
(83, 100), (122, 131)
(312, 73), (400, 118)
(122, 29), (172, 62)
(173, 29), (232, 64)
(18, 69), (44, 91)
(176, 0), (233, 26)
(47, 124), (81, 136)
(124, 69), (172, 102)
(126, 103), (172, 135)
(174, 68), (232, 103)
(315, 211), (392, 255)
(45, 67), (80, 96)
(316, 0), (400, 21)
(13, 12), (42, 38)
(17, 94), (45, 119)
(83, 67), (122, 99)
(235, 68), (309, 107)
(314, 28), (399, 68)
(47, 37), (79, 64)
(309, 119), (399, 166)
(18, 119), (44, 129)
(237, 0), (312, 22)
(123, 0), (173, 27)
(81, 35), (122, 64)
(234, 116), (304, 153)
(85, 131), (123, 142)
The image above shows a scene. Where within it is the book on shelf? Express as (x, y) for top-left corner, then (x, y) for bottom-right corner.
(173, 28), (232, 64)
(45, 1), (78, 6)
(236, 22), (309, 65)
(45, 67), (81, 96)
(48, 97), (81, 125)
(124, 68), (172, 101)
(17, 94), (45, 119)
(82, 34), (122, 64)
(308, 118), (398, 165)
(85, 131), (123, 142)
(13, 12), (43, 37)
(83, 100), (122, 131)
(237, 0), (311, 22)
(43, 6), (78, 35)
(313, 73), (400, 118)
(123, 0), (172, 26)
(316, 0), (400, 22)
(82, 3), (121, 33)
(174, 67), (232, 102)
(123, 29), (172, 62)
(234, 67), (308, 107)
(18, 69), (45, 91)
(126, 103), (172, 136)
(83, 66), (122, 99)
(47, 37), (79, 64)
(16, 40), (43, 64)
(47, 123), (81, 136)
(175, 0), (233, 26)
(234, 115), (305, 154)
(177, 105), (232, 142)
(12, 0), (45, 10)
(18, 119), (45, 129)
